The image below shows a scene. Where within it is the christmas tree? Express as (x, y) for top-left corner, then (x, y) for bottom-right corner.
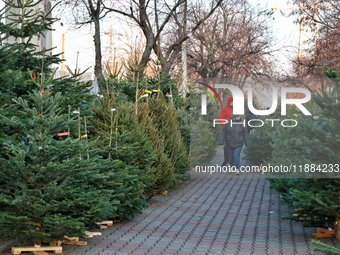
(0, 73), (113, 244)
(0, 0), (95, 155)
(311, 239), (340, 255)
(268, 72), (340, 229)
(92, 91), (158, 197)
(147, 97), (189, 179)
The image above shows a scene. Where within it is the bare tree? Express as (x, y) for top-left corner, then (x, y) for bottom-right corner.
(55, 0), (110, 78)
(103, 0), (224, 77)
(287, 0), (340, 77)
(186, 0), (274, 82)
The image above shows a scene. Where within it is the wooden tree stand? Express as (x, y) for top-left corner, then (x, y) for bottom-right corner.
(95, 220), (113, 229)
(312, 228), (334, 238)
(12, 246), (62, 254)
(12, 231), (103, 254)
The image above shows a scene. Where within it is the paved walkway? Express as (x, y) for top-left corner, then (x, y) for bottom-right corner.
(3, 148), (337, 255)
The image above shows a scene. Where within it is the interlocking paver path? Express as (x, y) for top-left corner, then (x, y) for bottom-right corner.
(3, 148), (337, 255)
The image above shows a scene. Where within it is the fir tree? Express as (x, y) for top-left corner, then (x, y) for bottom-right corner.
(311, 239), (340, 255)
(190, 119), (217, 168)
(0, 0), (96, 155)
(147, 97), (189, 179)
(92, 91), (158, 196)
(268, 70), (340, 229)
(0, 0), (59, 98)
(0, 73), (112, 244)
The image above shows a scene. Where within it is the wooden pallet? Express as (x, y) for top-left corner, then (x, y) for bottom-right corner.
(95, 220), (113, 229)
(12, 246), (62, 254)
(312, 228), (334, 238)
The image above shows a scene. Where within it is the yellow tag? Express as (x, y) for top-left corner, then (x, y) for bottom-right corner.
(81, 134), (88, 138)
(145, 90), (152, 94)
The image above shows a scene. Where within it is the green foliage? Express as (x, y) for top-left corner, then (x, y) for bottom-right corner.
(92, 93), (158, 196)
(190, 119), (217, 168)
(0, 0), (191, 242)
(243, 117), (276, 165)
(50, 66), (96, 116)
(104, 74), (186, 107)
(138, 107), (176, 196)
(94, 74), (190, 197)
(86, 160), (147, 221)
(0, 88), (113, 243)
(0, 0), (96, 155)
(0, 0), (149, 241)
(267, 69), (340, 228)
(147, 97), (189, 178)
(0, 0), (59, 98)
(176, 106), (190, 153)
(311, 239), (340, 255)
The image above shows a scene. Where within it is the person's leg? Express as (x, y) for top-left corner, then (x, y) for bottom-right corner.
(226, 146), (234, 167)
(233, 145), (243, 169)
(222, 146), (229, 166)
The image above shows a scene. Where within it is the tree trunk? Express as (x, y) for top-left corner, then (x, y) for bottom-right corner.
(137, 35), (154, 77)
(160, 49), (180, 78)
(93, 15), (102, 79)
(137, 0), (154, 77)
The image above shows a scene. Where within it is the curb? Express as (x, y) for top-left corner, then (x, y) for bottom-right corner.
(0, 239), (19, 254)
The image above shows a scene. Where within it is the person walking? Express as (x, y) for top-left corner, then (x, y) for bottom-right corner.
(219, 96), (233, 166)
(219, 114), (249, 175)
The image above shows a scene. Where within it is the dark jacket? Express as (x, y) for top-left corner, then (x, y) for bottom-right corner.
(218, 119), (249, 148)
(245, 111), (257, 133)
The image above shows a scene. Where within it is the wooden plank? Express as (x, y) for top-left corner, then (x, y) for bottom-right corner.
(312, 233), (333, 238)
(316, 228), (334, 234)
(84, 231), (102, 237)
(64, 237), (79, 241)
(96, 220), (113, 226)
(62, 241), (87, 246)
(99, 225), (107, 229)
(12, 246), (62, 254)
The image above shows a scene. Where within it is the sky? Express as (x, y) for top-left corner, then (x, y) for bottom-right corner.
(50, 0), (301, 77)
(1, 0), (301, 77)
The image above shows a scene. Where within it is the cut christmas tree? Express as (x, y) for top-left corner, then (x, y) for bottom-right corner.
(0, 72), (113, 244)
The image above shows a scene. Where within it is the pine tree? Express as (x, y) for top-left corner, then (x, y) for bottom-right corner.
(93, 79), (190, 197)
(268, 70), (340, 229)
(311, 239), (340, 255)
(0, 0), (95, 155)
(176, 106), (190, 154)
(190, 119), (217, 168)
(138, 104), (176, 195)
(83, 159), (147, 221)
(0, 73), (113, 244)
(0, 0), (58, 98)
(147, 97), (189, 179)
(92, 91), (158, 196)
